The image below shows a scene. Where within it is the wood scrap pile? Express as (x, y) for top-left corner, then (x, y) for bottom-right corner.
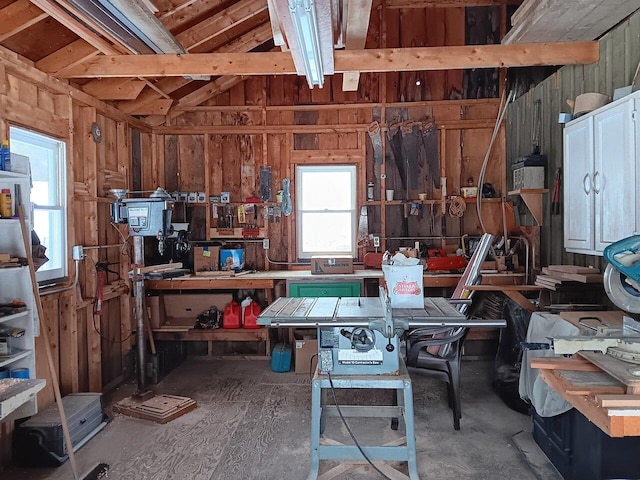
(503, 0), (640, 44)
(535, 265), (602, 291)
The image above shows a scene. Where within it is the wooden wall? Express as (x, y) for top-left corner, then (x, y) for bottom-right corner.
(152, 6), (510, 265)
(505, 9), (640, 268)
(0, 46), (143, 466)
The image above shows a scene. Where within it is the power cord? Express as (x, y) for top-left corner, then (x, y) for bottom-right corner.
(87, 254), (133, 344)
(327, 372), (393, 480)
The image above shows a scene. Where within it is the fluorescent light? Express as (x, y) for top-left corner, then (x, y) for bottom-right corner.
(62, 0), (185, 54)
(289, 0), (325, 88)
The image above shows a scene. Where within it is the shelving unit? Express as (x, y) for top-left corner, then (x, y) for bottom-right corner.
(508, 189), (549, 225)
(0, 168), (43, 421)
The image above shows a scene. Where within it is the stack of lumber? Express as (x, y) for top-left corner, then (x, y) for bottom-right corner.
(535, 265), (602, 291)
(503, 0), (640, 44)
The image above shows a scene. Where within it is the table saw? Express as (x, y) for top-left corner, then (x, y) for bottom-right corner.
(258, 288), (505, 480)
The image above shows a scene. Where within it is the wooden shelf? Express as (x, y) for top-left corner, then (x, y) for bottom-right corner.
(0, 378), (45, 421)
(209, 227), (266, 239)
(508, 189), (549, 225)
(0, 310), (29, 324)
(0, 348), (31, 368)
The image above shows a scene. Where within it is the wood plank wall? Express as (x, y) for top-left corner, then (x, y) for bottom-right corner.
(154, 6), (509, 266)
(0, 46), (142, 467)
(505, 9), (640, 269)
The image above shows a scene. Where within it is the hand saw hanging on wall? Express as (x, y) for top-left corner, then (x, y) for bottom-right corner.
(357, 206), (369, 248)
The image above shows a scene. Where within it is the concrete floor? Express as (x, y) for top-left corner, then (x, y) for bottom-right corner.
(5, 357), (552, 480)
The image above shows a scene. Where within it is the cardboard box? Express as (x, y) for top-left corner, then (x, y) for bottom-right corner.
(193, 246), (220, 274)
(162, 293), (232, 327)
(294, 329), (318, 374)
(311, 256), (354, 274)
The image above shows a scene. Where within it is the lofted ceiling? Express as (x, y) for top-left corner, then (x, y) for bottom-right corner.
(0, 0), (633, 126)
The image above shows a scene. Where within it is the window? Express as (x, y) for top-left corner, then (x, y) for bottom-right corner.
(10, 127), (67, 283)
(296, 165), (357, 259)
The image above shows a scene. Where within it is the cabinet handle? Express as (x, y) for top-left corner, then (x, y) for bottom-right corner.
(593, 171), (601, 194)
(582, 173), (591, 194)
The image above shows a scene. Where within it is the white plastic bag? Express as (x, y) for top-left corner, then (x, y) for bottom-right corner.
(382, 264), (424, 308)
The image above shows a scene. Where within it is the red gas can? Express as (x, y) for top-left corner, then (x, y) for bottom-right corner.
(243, 300), (262, 329)
(222, 300), (241, 329)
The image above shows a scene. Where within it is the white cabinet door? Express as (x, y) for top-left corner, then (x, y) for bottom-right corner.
(593, 99), (636, 251)
(564, 116), (594, 252)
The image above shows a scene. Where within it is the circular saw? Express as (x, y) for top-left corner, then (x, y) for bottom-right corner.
(603, 235), (640, 314)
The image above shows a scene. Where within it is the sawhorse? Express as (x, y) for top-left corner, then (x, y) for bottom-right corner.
(308, 359), (419, 480)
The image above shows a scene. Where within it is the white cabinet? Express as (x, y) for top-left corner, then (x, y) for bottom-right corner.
(0, 168), (44, 421)
(563, 91), (639, 255)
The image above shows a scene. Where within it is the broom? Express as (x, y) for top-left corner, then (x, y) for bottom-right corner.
(19, 206), (109, 480)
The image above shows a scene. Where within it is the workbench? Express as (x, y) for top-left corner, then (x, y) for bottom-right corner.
(145, 270), (524, 358)
(525, 310), (640, 437)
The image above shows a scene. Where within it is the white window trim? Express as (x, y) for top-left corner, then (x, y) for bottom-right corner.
(295, 164), (357, 260)
(10, 127), (68, 283)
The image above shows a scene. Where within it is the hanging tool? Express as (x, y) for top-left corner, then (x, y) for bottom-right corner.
(281, 178), (292, 216)
(551, 167), (561, 215)
(357, 206), (369, 248)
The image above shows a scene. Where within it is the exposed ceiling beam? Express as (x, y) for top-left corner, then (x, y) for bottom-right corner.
(385, 0), (521, 7)
(342, 0), (373, 91)
(146, 75), (247, 126)
(0, 0), (48, 41)
(36, 39), (100, 74)
(57, 42), (600, 78)
(117, 21), (274, 112)
(176, 0), (268, 51)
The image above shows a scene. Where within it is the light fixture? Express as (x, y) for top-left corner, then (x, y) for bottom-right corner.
(288, 0), (325, 88)
(61, 0), (186, 54)
(415, 80), (421, 86)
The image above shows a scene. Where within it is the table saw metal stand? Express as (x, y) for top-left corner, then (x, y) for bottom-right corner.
(308, 359), (419, 480)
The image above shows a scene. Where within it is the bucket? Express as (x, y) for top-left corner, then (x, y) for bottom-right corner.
(220, 248), (245, 272)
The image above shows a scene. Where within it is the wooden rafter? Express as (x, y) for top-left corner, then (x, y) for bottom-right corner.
(0, 0), (48, 41)
(117, 21), (273, 113)
(342, 0), (374, 91)
(35, 39), (100, 74)
(176, 0), (268, 51)
(56, 42), (600, 78)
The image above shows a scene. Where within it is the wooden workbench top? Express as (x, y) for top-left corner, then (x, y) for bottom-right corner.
(145, 270), (525, 290)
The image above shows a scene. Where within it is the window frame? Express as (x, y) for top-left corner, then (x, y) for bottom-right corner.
(295, 164), (357, 260)
(9, 126), (68, 284)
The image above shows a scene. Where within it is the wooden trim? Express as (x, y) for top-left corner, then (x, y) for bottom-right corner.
(290, 149), (364, 163)
(0, 94), (69, 138)
(172, 98), (500, 112)
(55, 42), (600, 78)
(152, 119), (497, 135)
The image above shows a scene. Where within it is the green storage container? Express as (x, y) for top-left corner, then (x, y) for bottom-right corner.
(287, 281), (361, 298)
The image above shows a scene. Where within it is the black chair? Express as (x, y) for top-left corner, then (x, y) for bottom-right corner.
(404, 324), (470, 430)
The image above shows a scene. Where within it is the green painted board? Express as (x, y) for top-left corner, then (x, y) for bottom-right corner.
(288, 282), (362, 298)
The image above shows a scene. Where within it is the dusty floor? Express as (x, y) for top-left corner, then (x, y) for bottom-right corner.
(5, 357), (547, 480)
